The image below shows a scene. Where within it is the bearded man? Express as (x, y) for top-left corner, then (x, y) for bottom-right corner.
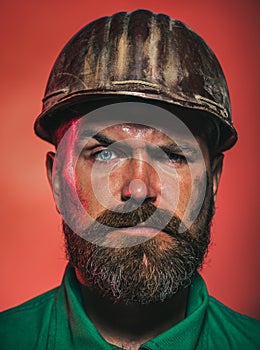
(1, 9), (259, 350)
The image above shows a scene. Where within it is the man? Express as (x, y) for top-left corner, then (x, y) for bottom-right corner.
(1, 9), (259, 349)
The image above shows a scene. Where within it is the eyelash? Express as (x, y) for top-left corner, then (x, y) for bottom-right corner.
(168, 154), (187, 164)
(163, 151), (187, 164)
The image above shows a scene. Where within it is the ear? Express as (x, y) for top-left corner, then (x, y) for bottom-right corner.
(46, 151), (55, 188)
(211, 153), (224, 200)
(46, 151), (61, 212)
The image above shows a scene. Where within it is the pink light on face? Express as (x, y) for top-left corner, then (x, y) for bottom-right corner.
(0, 0), (259, 319)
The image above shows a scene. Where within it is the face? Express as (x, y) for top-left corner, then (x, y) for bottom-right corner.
(48, 102), (223, 304)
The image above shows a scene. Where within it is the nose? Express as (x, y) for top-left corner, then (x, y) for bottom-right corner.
(124, 178), (148, 204)
(121, 158), (160, 204)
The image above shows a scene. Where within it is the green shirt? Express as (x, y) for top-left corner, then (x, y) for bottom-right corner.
(1, 265), (259, 349)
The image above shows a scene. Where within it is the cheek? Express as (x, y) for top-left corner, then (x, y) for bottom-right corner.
(75, 160), (121, 218)
(160, 165), (207, 222)
(75, 160), (105, 218)
(160, 169), (192, 218)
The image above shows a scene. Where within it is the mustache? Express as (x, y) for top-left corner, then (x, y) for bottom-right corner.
(80, 200), (185, 243)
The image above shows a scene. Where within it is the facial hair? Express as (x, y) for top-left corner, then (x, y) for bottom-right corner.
(63, 187), (215, 305)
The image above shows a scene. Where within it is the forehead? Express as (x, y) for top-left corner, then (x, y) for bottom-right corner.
(74, 102), (211, 144)
(76, 123), (200, 154)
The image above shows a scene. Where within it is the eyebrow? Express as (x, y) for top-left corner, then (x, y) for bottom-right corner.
(79, 130), (115, 145)
(79, 130), (197, 154)
(159, 144), (197, 155)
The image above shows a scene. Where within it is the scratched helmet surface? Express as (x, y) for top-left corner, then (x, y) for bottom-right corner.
(34, 9), (237, 151)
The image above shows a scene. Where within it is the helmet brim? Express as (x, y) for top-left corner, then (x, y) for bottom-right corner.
(34, 90), (237, 152)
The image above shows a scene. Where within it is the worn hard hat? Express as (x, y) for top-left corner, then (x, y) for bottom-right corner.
(34, 9), (237, 151)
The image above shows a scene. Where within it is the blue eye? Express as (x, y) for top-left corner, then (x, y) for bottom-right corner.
(95, 149), (115, 161)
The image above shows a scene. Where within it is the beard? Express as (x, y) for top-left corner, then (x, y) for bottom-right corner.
(63, 187), (214, 305)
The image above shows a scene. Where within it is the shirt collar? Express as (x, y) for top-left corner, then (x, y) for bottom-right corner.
(52, 265), (208, 349)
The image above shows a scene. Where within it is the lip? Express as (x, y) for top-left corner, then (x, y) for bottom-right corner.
(113, 226), (161, 237)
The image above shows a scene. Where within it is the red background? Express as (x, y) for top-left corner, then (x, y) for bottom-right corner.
(1, 0), (259, 318)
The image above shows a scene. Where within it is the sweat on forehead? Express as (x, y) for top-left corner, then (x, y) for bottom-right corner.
(53, 104), (220, 157)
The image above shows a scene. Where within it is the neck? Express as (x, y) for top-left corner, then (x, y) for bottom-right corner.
(78, 277), (189, 350)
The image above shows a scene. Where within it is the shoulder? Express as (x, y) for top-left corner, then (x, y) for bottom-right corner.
(206, 295), (260, 349)
(0, 287), (59, 349)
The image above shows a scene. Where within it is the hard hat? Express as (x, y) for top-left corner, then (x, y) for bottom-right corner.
(34, 9), (237, 151)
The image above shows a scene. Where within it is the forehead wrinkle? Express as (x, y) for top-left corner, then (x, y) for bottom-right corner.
(77, 123), (172, 145)
(76, 122), (203, 153)
(78, 126), (199, 151)
(78, 120), (164, 135)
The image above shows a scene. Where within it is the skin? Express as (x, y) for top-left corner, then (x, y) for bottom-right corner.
(76, 124), (196, 224)
(46, 117), (223, 350)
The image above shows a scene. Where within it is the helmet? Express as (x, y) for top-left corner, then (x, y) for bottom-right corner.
(34, 9), (237, 151)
